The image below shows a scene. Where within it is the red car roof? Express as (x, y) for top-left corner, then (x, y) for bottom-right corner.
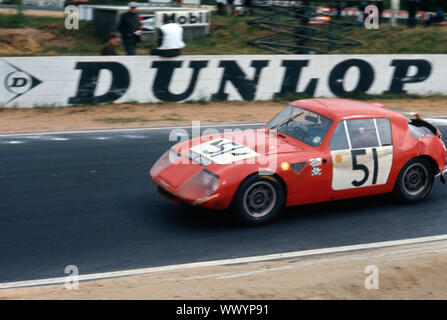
(290, 98), (402, 121)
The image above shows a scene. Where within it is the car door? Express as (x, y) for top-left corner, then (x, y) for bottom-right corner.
(329, 118), (394, 193)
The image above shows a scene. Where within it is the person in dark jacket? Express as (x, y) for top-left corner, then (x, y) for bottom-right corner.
(101, 32), (121, 56)
(117, 2), (142, 55)
(216, 0), (225, 15)
(377, 0), (384, 23)
(425, 7), (446, 26)
(357, 1), (367, 24)
(226, 0), (234, 16)
(407, 0), (419, 27)
(244, 0), (253, 16)
(335, 1), (346, 19)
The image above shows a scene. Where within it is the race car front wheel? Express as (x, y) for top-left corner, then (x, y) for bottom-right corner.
(393, 157), (435, 203)
(231, 174), (286, 226)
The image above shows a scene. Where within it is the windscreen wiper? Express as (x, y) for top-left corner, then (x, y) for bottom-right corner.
(270, 112), (303, 130)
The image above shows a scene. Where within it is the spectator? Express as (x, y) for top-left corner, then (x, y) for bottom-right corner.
(407, 0), (419, 27)
(101, 32), (121, 56)
(357, 1), (367, 25)
(376, 0), (384, 22)
(118, 2), (142, 55)
(425, 7), (446, 26)
(335, 1), (346, 19)
(216, 0), (226, 16)
(150, 16), (185, 58)
(244, 0), (254, 16)
(226, 0), (234, 16)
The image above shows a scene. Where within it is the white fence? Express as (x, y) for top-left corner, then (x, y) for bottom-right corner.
(0, 55), (443, 108)
(21, 0), (65, 8)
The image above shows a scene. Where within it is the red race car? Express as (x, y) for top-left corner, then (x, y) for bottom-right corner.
(150, 99), (447, 225)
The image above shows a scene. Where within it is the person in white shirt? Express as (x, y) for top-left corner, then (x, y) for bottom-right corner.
(150, 16), (185, 57)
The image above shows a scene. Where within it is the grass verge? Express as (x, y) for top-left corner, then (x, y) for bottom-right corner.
(3, 12), (447, 56)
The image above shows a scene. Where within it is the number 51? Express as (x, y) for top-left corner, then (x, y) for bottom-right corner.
(351, 148), (378, 187)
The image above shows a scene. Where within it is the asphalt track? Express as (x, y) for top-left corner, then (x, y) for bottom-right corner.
(1, 122), (447, 284)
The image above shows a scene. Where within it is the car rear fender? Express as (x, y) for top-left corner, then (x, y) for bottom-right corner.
(413, 136), (446, 183)
(416, 137), (446, 172)
(418, 154), (446, 184)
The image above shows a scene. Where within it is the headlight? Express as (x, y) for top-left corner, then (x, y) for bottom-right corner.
(177, 169), (220, 198)
(200, 170), (219, 195)
(150, 149), (181, 177)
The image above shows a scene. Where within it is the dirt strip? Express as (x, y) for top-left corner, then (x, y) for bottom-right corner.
(0, 98), (446, 134)
(0, 8), (65, 17)
(1, 240), (447, 299)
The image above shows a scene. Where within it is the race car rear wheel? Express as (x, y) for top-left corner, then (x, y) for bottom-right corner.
(231, 174), (286, 226)
(393, 157), (434, 203)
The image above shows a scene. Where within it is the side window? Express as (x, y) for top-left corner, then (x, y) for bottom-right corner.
(347, 119), (379, 149)
(376, 118), (392, 146)
(330, 121), (350, 151)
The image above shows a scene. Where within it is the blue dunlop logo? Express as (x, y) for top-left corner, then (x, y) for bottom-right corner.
(3, 60), (42, 105)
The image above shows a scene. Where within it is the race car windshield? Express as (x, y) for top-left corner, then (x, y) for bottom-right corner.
(266, 106), (333, 147)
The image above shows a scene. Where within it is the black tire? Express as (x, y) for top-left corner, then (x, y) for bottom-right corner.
(393, 157), (435, 203)
(231, 174), (286, 226)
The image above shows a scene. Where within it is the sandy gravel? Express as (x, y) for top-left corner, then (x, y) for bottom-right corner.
(0, 101), (286, 134)
(1, 240), (447, 299)
(0, 98), (446, 134)
(0, 27), (71, 56)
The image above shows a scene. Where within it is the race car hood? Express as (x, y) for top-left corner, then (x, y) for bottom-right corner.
(173, 128), (307, 165)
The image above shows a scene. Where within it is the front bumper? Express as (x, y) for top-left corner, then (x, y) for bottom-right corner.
(151, 173), (230, 210)
(150, 148), (239, 210)
(157, 186), (185, 205)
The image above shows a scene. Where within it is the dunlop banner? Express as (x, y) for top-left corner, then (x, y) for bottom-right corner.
(0, 55), (442, 108)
